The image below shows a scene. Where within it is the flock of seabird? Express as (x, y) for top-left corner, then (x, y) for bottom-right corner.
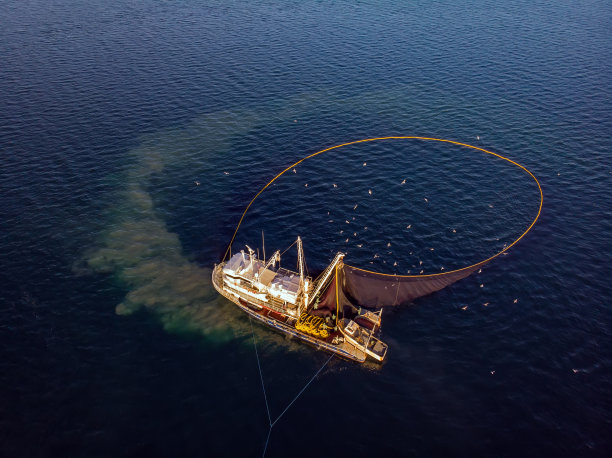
(214, 158), (519, 315)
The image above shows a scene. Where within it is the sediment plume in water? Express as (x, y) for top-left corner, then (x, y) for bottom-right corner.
(81, 111), (262, 341)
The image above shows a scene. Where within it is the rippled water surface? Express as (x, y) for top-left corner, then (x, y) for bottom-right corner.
(1, 1), (611, 456)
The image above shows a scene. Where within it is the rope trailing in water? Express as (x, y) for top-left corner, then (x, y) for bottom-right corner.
(248, 315), (334, 457)
(270, 353), (333, 428)
(222, 136), (543, 278)
(249, 316), (271, 427)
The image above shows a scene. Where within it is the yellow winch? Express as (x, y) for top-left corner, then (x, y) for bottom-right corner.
(295, 312), (330, 339)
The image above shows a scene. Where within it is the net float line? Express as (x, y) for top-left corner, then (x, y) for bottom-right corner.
(222, 136), (543, 279)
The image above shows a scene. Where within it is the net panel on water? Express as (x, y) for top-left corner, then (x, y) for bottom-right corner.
(341, 263), (479, 308)
(312, 261), (479, 322)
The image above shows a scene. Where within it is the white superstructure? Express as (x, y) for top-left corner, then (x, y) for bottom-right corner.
(221, 237), (311, 316)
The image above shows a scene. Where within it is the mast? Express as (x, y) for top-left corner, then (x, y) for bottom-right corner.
(263, 250), (280, 271)
(296, 236), (309, 314)
(245, 245), (255, 273)
(297, 237), (305, 283)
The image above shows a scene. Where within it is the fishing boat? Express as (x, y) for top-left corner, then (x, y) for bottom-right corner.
(212, 237), (388, 363)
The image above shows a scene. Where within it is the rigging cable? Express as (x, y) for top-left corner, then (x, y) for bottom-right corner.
(248, 315), (334, 457)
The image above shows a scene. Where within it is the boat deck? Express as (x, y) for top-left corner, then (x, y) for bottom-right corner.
(213, 263), (367, 363)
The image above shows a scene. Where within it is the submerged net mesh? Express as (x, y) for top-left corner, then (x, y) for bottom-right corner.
(312, 262), (480, 321)
(340, 263), (479, 308)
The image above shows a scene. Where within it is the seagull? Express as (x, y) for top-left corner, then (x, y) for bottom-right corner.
(406, 224), (411, 229)
(452, 229), (456, 233)
(441, 267), (444, 270)
(374, 254), (379, 259)
(489, 204), (494, 208)
(223, 171), (229, 175)
(368, 189), (372, 195)
(293, 168), (297, 173)
(424, 197), (428, 203)
(419, 270), (424, 274)
(333, 183), (337, 188)
(353, 204), (358, 210)
(364, 226), (368, 230)
(353, 232), (357, 236)
(357, 244), (363, 248)
(480, 284), (484, 288)
(328, 220), (333, 223)
(483, 302), (489, 307)
(294, 120), (298, 123)
(572, 369), (578, 374)
(430, 248), (434, 251)
(490, 370), (495, 375)
(401, 179), (406, 184)
(478, 268), (482, 274)
(363, 162), (367, 166)
(419, 261), (423, 266)
(304, 183), (308, 187)
(387, 242), (391, 247)
(345, 238), (349, 243)
(476, 135), (480, 140)
(461, 305), (468, 310)
(194, 181), (200, 186)
(340, 230), (344, 234)
(513, 298), (518, 303)
(345, 220), (350, 224)
(393, 261), (398, 266)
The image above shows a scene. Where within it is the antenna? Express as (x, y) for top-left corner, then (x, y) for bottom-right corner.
(262, 230), (265, 263)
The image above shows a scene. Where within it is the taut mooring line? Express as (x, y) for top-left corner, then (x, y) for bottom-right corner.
(270, 353), (334, 428)
(249, 316), (272, 427)
(249, 316), (334, 457)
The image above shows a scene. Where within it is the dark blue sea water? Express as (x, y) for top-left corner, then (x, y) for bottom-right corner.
(1, 0), (611, 456)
